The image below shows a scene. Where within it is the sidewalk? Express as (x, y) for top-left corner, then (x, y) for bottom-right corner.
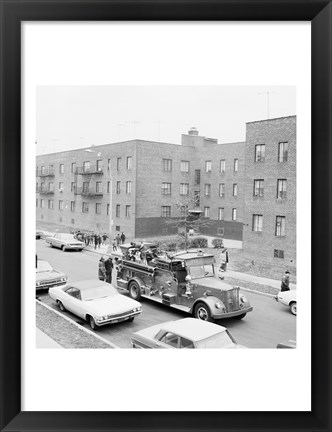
(36, 328), (63, 349)
(84, 244), (296, 291)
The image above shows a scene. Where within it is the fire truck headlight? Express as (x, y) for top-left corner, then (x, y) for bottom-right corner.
(240, 295), (247, 303)
(215, 302), (221, 309)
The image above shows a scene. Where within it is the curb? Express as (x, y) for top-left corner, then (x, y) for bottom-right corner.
(36, 299), (120, 349)
(239, 286), (276, 298)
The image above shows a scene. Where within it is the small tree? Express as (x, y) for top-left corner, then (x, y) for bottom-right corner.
(164, 193), (212, 250)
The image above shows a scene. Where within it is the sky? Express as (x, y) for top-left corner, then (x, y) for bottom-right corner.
(36, 86), (296, 155)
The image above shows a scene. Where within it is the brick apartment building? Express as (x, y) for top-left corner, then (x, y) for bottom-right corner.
(36, 116), (296, 264)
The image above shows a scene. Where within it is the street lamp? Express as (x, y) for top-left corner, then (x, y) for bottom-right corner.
(85, 149), (113, 239)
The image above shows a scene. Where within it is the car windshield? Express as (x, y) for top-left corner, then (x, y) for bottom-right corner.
(81, 284), (117, 301)
(36, 261), (53, 272)
(58, 234), (76, 241)
(196, 330), (236, 349)
(189, 263), (215, 279)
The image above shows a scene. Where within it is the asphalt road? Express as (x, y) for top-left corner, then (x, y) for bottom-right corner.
(36, 240), (296, 348)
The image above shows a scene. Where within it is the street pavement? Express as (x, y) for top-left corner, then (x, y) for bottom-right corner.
(36, 240), (296, 348)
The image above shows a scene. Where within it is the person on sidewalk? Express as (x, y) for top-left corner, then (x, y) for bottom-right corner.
(112, 238), (117, 251)
(98, 257), (106, 281)
(104, 256), (113, 284)
(120, 232), (126, 244)
(219, 247), (229, 272)
(280, 270), (290, 291)
(116, 233), (121, 247)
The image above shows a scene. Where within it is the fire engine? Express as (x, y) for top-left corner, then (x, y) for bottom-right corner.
(112, 243), (253, 322)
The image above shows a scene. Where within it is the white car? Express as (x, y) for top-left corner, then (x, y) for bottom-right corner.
(49, 279), (142, 330)
(45, 233), (85, 251)
(275, 290), (297, 315)
(36, 259), (67, 291)
(131, 317), (247, 349)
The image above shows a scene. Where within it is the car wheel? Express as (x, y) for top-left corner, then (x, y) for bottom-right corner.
(128, 317), (135, 322)
(88, 316), (97, 330)
(234, 313), (247, 320)
(128, 281), (141, 300)
(194, 302), (212, 322)
(57, 300), (66, 312)
(61, 245), (66, 252)
(290, 302), (297, 315)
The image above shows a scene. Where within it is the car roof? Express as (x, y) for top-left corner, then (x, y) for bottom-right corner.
(161, 318), (226, 341)
(67, 280), (109, 290)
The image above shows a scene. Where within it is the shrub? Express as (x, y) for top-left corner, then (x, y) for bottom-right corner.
(189, 237), (208, 248)
(211, 238), (224, 249)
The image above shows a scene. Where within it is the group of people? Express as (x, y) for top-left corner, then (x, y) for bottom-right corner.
(98, 256), (114, 283)
(111, 232), (126, 251)
(73, 231), (108, 249)
(124, 242), (158, 265)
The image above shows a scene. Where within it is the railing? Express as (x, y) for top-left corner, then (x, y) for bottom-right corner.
(37, 187), (54, 194)
(74, 187), (103, 196)
(36, 168), (55, 177)
(75, 166), (103, 175)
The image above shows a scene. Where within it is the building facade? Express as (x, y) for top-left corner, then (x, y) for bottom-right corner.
(36, 116), (296, 264)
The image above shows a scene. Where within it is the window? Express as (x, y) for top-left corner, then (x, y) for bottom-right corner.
(163, 158), (172, 172)
(83, 182), (89, 193)
(36, 182), (38, 192)
(96, 160), (103, 171)
(41, 166), (46, 175)
(253, 179), (264, 197)
(116, 181), (121, 194)
(194, 191), (200, 207)
(204, 207), (210, 217)
(83, 161), (90, 173)
(108, 159), (111, 170)
(117, 157), (121, 171)
(204, 184), (211, 196)
(277, 179), (287, 199)
(217, 227), (225, 237)
(126, 181), (132, 194)
(49, 182), (54, 192)
(40, 182), (45, 192)
(71, 182), (76, 192)
(233, 184), (238, 197)
(71, 162), (76, 173)
(274, 249), (285, 259)
(179, 206), (186, 218)
(49, 165), (54, 175)
(95, 203), (101, 214)
(255, 144), (265, 162)
(160, 332), (179, 348)
(234, 158), (239, 172)
(59, 164), (64, 174)
(82, 202), (89, 213)
(219, 183), (225, 197)
(96, 182), (102, 194)
(59, 182), (64, 191)
(161, 206), (171, 217)
(48, 199), (54, 209)
(220, 159), (226, 173)
(180, 160), (189, 173)
(275, 216), (286, 237)
(71, 219), (75, 225)
(125, 205), (131, 218)
(59, 200), (64, 211)
(278, 142), (288, 162)
(205, 160), (212, 173)
(116, 205), (120, 217)
(252, 214), (263, 232)
(107, 204), (110, 215)
(162, 182), (171, 195)
(194, 169), (201, 185)
(218, 207), (224, 220)
(127, 156), (132, 170)
(180, 183), (189, 195)
(70, 201), (75, 212)
(232, 208), (237, 221)
(36, 198), (39, 207)
(107, 181), (110, 193)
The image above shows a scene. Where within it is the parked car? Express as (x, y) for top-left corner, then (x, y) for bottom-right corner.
(45, 233), (85, 251)
(36, 259), (67, 291)
(36, 230), (43, 240)
(131, 317), (247, 349)
(275, 290), (297, 315)
(49, 279), (142, 330)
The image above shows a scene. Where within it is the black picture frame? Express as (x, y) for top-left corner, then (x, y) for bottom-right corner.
(0, 1), (331, 431)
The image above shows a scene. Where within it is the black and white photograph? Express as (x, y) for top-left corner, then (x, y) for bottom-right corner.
(35, 85), (297, 350)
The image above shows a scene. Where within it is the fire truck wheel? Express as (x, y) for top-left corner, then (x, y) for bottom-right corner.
(194, 302), (212, 322)
(234, 313), (247, 320)
(129, 281), (141, 300)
